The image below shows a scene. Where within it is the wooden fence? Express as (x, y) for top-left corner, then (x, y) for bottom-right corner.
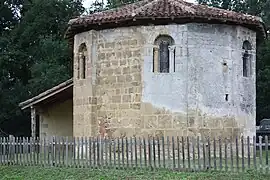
(0, 136), (269, 173)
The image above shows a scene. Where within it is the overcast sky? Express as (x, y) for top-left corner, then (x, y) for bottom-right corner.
(83, 0), (196, 8)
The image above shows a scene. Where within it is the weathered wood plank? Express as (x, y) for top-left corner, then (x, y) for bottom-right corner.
(117, 137), (120, 169)
(219, 137), (222, 170)
(143, 137), (147, 168)
(172, 136), (175, 170)
(203, 137), (206, 170)
(130, 137), (133, 169)
(135, 137), (138, 169)
(113, 138), (116, 169)
(89, 137), (92, 168)
(192, 137), (196, 171)
(182, 136), (185, 170)
(253, 136), (257, 170)
(65, 137), (69, 167)
(230, 137), (233, 172)
(100, 137), (104, 169)
(241, 136), (245, 172)
(177, 136), (180, 170)
(247, 136), (250, 169)
(197, 136), (201, 171)
(153, 137), (156, 169)
(139, 137), (142, 169)
(187, 137), (190, 170)
(265, 136), (269, 173)
(148, 137), (152, 169)
(236, 137), (239, 172)
(213, 137), (217, 170)
(167, 136), (170, 169)
(162, 136), (165, 168)
(259, 136), (263, 172)
(93, 137), (97, 168)
(207, 138), (211, 170)
(0, 137), (2, 165)
(225, 138), (228, 171)
(121, 137), (124, 169)
(126, 137), (129, 169)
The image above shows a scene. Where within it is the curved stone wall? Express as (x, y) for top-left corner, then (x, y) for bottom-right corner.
(73, 23), (256, 139)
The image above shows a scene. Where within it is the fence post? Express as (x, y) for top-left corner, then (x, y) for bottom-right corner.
(207, 137), (211, 170)
(182, 137), (185, 170)
(219, 137), (222, 170)
(259, 136), (263, 172)
(187, 137), (190, 170)
(192, 137), (196, 171)
(241, 136), (245, 172)
(224, 138), (228, 171)
(253, 136), (256, 170)
(8, 135), (13, 164)
(247, 136), (250, 169)
(236, 137), (239, 172)
(213, 137), (216, 170)
(197, 136), (201, 171)
(2, 135), (270, 173)
(265, 136), (268, 173)
(0, 137), (2, 165)
(52, 136), (56, 167)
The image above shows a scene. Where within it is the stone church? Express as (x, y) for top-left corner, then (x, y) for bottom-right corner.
(19, 0), (266, 139)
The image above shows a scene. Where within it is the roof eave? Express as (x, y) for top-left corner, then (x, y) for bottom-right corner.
(19, 79), (73, 110)
(64, 16), (267, 42)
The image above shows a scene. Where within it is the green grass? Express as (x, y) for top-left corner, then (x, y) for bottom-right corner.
(0, 166), (269, 180)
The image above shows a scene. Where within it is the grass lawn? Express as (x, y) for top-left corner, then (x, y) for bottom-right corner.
(0, 166), (269, 180)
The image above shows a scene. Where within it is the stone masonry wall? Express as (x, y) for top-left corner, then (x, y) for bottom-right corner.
(73, 23), (257, 140)
(73, 31), (98, 137)
(95, 28), (144, 138)
(141, 24), (256, 140)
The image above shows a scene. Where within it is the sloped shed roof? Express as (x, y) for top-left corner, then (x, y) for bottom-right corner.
(19, 79), (73, 110)
(65, 0), (266, 39)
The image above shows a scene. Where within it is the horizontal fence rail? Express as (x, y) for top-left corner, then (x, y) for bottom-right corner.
(0, 136), (269, 173)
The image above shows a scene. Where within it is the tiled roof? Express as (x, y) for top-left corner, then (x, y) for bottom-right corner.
(65, 0), (266, 39)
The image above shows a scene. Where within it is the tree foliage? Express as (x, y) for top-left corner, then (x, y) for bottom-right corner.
(0, 0), (84, 136)
(86, 0), (140, 14)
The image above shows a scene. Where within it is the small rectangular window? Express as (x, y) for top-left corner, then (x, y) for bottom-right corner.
(174, 48), (176, 72)
(242, 41), (252, 78)
(243, 52), (251, 77)
(82, 56), (86, 79)
(153, 35), (174, 73)
(243, 54), (248, 77)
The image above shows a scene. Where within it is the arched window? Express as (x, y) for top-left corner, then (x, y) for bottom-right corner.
(153, 35), (175, 73)
(78, 43), (87, 79)
(242, 40), (252, 77)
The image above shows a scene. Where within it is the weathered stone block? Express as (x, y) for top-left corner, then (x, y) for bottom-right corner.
(144, 115), (158, 128)
(158, 115), (172, 128)
(112, 96), (121, 103)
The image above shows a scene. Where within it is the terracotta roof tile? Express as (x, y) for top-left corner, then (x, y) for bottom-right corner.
(65, 0), (266, 39)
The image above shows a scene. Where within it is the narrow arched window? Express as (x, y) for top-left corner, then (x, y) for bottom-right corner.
(242, 40), (252, 77)
(153, 35), (175, 73)
(78, 43), (87, 79)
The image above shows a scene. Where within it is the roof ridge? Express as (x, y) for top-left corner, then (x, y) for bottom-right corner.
(65, 0), (266, 39)
(132, 0), (160, 17)
(169, 0), (195, 15)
